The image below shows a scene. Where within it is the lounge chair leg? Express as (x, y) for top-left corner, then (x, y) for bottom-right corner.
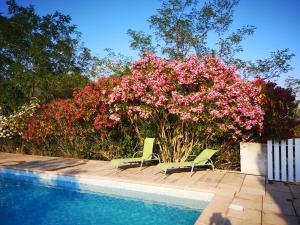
(211, 164), (214, 171)
(190, 165), (194, 176)
(140, 161), (144, 168)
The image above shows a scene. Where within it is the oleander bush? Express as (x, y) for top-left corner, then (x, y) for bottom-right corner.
(108, 54), (264, 162)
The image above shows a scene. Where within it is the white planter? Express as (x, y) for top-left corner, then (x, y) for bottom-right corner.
(240, 142), (267, 176)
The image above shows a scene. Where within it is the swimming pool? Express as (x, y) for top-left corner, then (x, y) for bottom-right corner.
(0, 168), (211, 225)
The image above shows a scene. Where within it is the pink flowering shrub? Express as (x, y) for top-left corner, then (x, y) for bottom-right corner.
(109, 54), (264, 162)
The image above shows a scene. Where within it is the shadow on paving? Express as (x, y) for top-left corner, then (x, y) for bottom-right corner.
(264, 181), (300, 225)
(254, 147), (300, 225)
(0, 158), (88, 171)
(222, 148), (300, 225)
(210, 213), (231, 225)
(198, 147), (300, 225)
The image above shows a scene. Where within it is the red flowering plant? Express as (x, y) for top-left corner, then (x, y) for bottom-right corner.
(109, 54), (264, 162)
(21, 76), (121, 157)
(255, 80), (300, 140)
(72, 77), (120, 135)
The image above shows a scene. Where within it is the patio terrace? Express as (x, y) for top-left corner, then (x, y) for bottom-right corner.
(0, 152), (299, 225)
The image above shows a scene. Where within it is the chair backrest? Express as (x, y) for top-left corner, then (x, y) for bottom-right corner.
(194, 149), (218, 164)
(142, 138), (155, 160)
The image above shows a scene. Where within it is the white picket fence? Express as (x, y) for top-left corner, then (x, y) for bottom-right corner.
(267, 138), (300, 182)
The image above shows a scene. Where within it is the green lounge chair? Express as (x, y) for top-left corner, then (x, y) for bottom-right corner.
(111, 138), (160, 168)
(157, 148), (218, 175)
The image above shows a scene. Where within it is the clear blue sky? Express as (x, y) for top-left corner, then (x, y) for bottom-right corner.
(1, 0), (300, 85)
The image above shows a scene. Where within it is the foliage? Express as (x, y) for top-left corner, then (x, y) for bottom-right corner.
(0, 0), (92, 78)
(127, 0), (294, 80)
(285, 76), (300, 99)
(17, 55), (264, 163)
(296, 108), (300, 137)
(109, 54), (264, 162)
(2, 54), (299, 169)
(0, 98), (40, 139)
(20, 77), (138, 159)
(89, 48), (132, 77)
(127, 30), (155, 54)
(0, 0), (92, 112)
(256, 79), (300, 140)
(245, 49), (295, 80)
(0, 74), (88, 113)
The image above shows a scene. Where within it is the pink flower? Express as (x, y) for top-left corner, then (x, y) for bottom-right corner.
(109, 114), (120, 122)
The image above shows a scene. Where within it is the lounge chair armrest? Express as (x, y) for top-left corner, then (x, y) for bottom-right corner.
(207, 158), (213, 163)
(132, 151), (143, 158)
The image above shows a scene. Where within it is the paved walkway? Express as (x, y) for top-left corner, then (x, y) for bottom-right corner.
(0, 152), (299, 225)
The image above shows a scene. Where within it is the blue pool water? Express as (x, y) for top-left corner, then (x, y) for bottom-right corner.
(0, 175), (204, 225)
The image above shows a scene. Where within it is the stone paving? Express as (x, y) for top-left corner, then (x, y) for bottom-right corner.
(0, 152), (299, 225)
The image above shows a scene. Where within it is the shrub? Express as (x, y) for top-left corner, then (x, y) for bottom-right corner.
(20, 76), (136, 159)
(12, 54), (299, 168)
(109, 54), (264, 162)
(255, 80), (300, 140)
(0, 98), (40, 152)
(0, 99), (40, 139)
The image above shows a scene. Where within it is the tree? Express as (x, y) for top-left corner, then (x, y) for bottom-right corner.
(0, 73), (88, 113)
(89, 48), (132, 77)
(0, 0), (92, 111)
(285, 76), (300, 99)
(127, 30), (155, 54)
(128, 0), (294, 80)
(245, 49), (295, 80)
